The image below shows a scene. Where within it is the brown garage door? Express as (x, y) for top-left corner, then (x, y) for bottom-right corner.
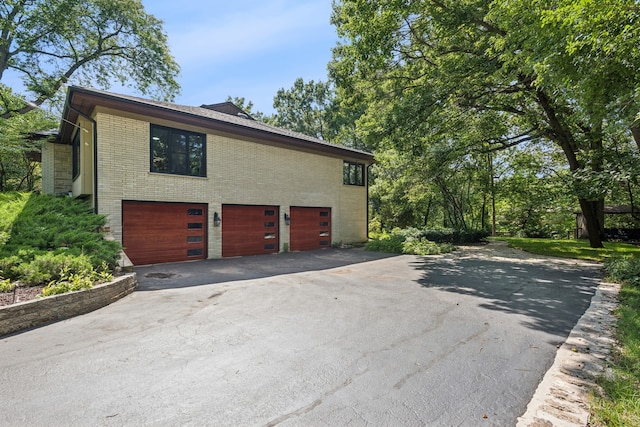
(122, 201), (207, 265)
(222, 205), (279, 257)
(290, 207), (331, 251)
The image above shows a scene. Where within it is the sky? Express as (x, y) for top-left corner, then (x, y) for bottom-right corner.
(142, 0), (339, 114)
(1, 0), (340, 116)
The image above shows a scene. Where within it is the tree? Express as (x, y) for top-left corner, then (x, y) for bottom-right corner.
(270, 78), (336, 141)
(0, 0), (180, 118)
(0, 96), (56, 191)
(331, 0), (640, 247)
(224, 96), (269, 122)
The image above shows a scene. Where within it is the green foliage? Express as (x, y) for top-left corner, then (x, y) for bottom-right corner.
(12, 252), (93, 286)
(331, 0), (640, 248)
(365, 227), (474, 255)
(0, 97), (56, 191)
(605, 257), (640, 287)
(270, 78), (337, 141)
(40, 264), (113, 297)
(0, 0), (179, 120)
(0, 277), (13, 292)
(592, 261), (640, 426)
(0, 192), (121, 289)
(496, 237), (640, 262)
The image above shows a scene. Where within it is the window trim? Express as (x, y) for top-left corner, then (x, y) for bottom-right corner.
(150, 124), (207, 177)
(343, 161), (365, 186)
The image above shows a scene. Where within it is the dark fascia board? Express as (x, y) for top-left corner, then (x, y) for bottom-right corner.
(60, 86), (375, 162)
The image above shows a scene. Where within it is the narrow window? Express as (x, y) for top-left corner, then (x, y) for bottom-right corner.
(187, 223), (203, 229)
(72, 130), (81, 179)
(343, 161), (365, 186)
(187, 236), (203, 243)
(187, 209), (203, 216)
(264, 210), (275, 216)
(187, 249), (203, 257)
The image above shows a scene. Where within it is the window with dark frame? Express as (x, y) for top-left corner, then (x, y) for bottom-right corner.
(150, 124), (206, 177)
(343, 161), (365, 186)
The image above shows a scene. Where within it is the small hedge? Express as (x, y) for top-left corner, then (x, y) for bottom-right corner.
(365, 227), (476, 255)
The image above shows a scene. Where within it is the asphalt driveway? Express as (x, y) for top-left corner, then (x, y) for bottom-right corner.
(0, 244), (601, 426)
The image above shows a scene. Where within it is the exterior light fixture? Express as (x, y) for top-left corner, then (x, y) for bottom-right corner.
(284, 213), (290, 225)
(213, 212), (221, 227)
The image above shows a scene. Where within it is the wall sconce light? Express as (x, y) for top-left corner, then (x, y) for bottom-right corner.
(284, 213), (290, 225)
(213, 212), (221, 227)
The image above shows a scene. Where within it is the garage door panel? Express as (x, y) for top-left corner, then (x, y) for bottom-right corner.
(290, 207), (331, 251)
(222, 205), (279, 257)
(123, 201), (207, 265)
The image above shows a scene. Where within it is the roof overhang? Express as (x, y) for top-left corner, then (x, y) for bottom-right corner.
(60, 86), (375, 162)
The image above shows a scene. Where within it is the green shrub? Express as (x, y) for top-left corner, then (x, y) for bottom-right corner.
(0, 193), (122, 286)
(366, 229), (457, 255)
(365, 232), (406, 253)
(40, 263), (113, 297)
(13, 252), (93, 286)
(605, 256), (640, 287)
(0, 278), (14, 293)
(403, 237), (456, 255)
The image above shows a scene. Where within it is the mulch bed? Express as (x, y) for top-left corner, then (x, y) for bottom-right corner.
(0, 286), (44, 306)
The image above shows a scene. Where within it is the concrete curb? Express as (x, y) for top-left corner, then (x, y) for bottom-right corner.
(516, 280), (620, 427)
(0, 273), (137, 337)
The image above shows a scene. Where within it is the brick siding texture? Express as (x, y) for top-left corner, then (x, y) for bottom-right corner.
(94, 109), (368, 258)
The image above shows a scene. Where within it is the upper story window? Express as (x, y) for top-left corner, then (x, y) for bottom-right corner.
(150, 124), (206, 177)
(343, 161), (365, 186)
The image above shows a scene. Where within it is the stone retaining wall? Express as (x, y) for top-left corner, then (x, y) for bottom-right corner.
(0, 273), (137, 337)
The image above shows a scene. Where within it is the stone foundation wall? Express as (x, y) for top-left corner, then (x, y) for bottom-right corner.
(0, 273), (137, 337)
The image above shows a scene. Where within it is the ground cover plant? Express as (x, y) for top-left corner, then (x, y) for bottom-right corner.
(0, 192), (120, 296)
(496, 237), (640, 425)
(366, 227), (487, 255)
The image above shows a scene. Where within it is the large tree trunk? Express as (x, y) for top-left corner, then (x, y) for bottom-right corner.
(578, 198), (605, 248)
(631, 118), (640, 151)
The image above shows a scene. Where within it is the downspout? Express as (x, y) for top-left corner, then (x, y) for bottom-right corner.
(67, 101), (98, 214)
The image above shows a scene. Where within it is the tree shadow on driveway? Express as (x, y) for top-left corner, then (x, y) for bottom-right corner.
(411, 253), (602, 339)
(135, 248), (397, 291)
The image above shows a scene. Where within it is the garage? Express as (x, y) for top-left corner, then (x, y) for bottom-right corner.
(122, 201), (208, 265)
(222, 205), (280, 257)
(290, 207), (332, 251)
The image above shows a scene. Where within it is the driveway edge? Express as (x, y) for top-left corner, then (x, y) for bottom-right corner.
(516, 280), (620, 427)
(0, 273), (137, 337)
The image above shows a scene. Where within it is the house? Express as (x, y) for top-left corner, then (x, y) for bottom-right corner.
(42, 86), (374, 265)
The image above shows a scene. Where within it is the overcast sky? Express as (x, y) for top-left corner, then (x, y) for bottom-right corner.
(143, 0), (338, 114)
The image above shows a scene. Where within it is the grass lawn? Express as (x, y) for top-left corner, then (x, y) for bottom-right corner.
(493, 236), (640, 426)
(491, 236), (640, 262)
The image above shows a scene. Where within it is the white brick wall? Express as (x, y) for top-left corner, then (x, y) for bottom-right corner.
(94, 109), (369, 258)
(42, 142), (72, 195)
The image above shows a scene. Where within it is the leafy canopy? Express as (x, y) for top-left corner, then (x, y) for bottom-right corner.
(0, 0), (180, 117)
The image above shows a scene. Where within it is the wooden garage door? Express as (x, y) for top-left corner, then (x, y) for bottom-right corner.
(290, 207), (331, 251)
(122, 201), (207, 265)
(222, 205), (279, 257)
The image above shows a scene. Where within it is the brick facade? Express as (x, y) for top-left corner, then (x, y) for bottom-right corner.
(91, 108), (369, 258)
(41, 142), (72, 195)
